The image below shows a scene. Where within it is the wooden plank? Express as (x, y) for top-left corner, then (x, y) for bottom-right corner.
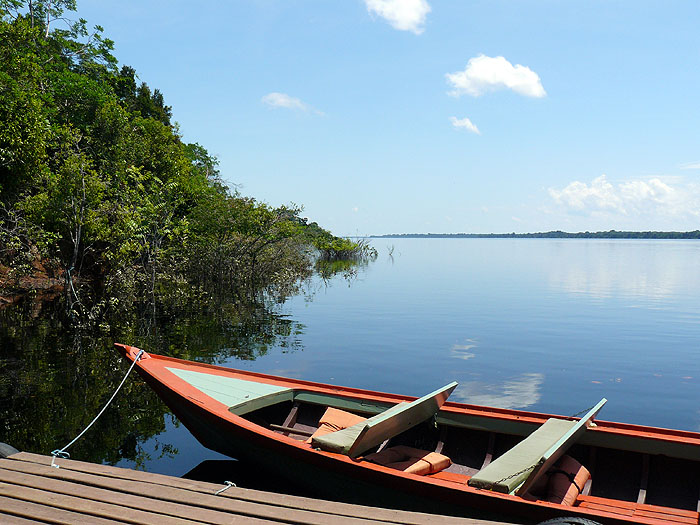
(269, 423), (314, 437)
(481, 433), (495, 469)
(435, 426), (447, 455)
(581, 500), (699, 525)
(4, 454), (492, 525)
(636, 502), (699, 518)
(0, 494), (125, 525)
(428, 471), (468, 484)
(0, 468), (270, 525)
(579, 494), (699, 520)
(637, 454), (649, 504)
(0, 459), (404, 525)
(582, 446), (596, 496)
(0, 481), (207, 525)
(281, 401), (300, 432)
(578, 495), (637, 509)
(633, 508), (697, 524)
(9, 452), (213, 492)
(577, 501), (636, 516)
(0, 513), (51, 524)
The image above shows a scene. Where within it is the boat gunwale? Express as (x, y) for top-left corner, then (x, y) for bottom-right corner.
(115, 344), (700, 448)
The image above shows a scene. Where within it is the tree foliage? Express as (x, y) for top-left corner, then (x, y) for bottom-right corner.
(0, 1), (361, 315)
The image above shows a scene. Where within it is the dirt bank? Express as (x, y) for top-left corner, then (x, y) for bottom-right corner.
(0, 262), (64, 307)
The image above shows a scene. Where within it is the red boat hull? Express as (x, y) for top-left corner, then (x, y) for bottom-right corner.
(116, 343), (700, 525)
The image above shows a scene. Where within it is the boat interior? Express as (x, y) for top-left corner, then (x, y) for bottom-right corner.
(236, 387), (700, 524)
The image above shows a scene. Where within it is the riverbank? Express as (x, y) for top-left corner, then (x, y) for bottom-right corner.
(0, 263), (65, 308)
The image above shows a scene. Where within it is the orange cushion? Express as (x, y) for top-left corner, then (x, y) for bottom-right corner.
(546, 455), (591, 506)
(365, 445), (451, 475)
(306, 407), (367, 443)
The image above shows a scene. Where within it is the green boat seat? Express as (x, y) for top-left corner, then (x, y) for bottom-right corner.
(311, 381), (458, 458)
(468, 398), (606, 495)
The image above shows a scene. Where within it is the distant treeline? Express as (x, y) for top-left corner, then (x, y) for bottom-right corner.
(373, 231), (700, 239)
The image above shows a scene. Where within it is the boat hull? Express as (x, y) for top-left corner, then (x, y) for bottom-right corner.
(147, 373), (517, 520)
(116, 344), (700, 525)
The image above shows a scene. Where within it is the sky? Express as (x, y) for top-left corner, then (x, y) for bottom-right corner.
(77, 0), (700, 235)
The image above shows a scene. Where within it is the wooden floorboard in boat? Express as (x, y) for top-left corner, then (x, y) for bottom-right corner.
(577, 495), (699, 524)
(633, 508), (698, 525)
(0, 452), (509, 525)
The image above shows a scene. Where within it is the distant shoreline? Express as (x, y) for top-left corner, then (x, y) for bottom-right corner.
(370, 230), (700, 239)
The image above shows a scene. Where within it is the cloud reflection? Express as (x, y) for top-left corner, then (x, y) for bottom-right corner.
(451, 339), (478, 360)
(451, 373), (544, 409)
(546, 243), (700, 300)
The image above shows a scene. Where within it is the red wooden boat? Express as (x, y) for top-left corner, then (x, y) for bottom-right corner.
(116, 343), (700, 525)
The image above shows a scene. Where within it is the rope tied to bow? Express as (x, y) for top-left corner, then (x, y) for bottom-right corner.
(51, 349), (144, 468)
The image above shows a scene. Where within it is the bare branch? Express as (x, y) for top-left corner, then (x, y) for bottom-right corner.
(44, 0), (51, 38)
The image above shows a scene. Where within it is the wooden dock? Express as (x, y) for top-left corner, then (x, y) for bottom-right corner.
(0, 452), (514, 524)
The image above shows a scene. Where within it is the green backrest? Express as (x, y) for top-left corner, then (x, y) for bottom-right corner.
(312, 381), (458, 458)
(468, 418), (577, 493)
(468, 398), (607, 494)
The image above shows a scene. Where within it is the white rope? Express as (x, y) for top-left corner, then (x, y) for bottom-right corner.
(51, 349), (144, 468)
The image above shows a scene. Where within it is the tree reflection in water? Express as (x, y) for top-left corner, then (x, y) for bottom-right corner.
(0, 292), (308, 468)
(0, 254), (372, 475)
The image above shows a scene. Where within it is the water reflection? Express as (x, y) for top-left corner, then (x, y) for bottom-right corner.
(0, 296), (307, 468)
(546, 241), (700, 300)
(314, 259), (371, 287)
(450, 340), (478, 360)
(451, 373), (544, 410)
(0, 257), (368, 471)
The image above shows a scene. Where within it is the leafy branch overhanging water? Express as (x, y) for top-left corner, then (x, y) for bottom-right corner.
(0, 0), (370, 319)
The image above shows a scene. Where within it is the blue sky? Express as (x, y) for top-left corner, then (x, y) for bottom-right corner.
(79, 0), (700, 235)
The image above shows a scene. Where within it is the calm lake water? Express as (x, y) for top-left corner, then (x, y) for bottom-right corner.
(2, 238), (700, 484)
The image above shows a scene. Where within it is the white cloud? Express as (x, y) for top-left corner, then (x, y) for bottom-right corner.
(446, 55), (546, 98)
(449, 116), (480, 134)
(549, 175), (623, 213)
(365, 0), (430, 35)
(549, 174), (700, 218)
(680, 161), (700, 170)
(261, 92), (323, 115)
